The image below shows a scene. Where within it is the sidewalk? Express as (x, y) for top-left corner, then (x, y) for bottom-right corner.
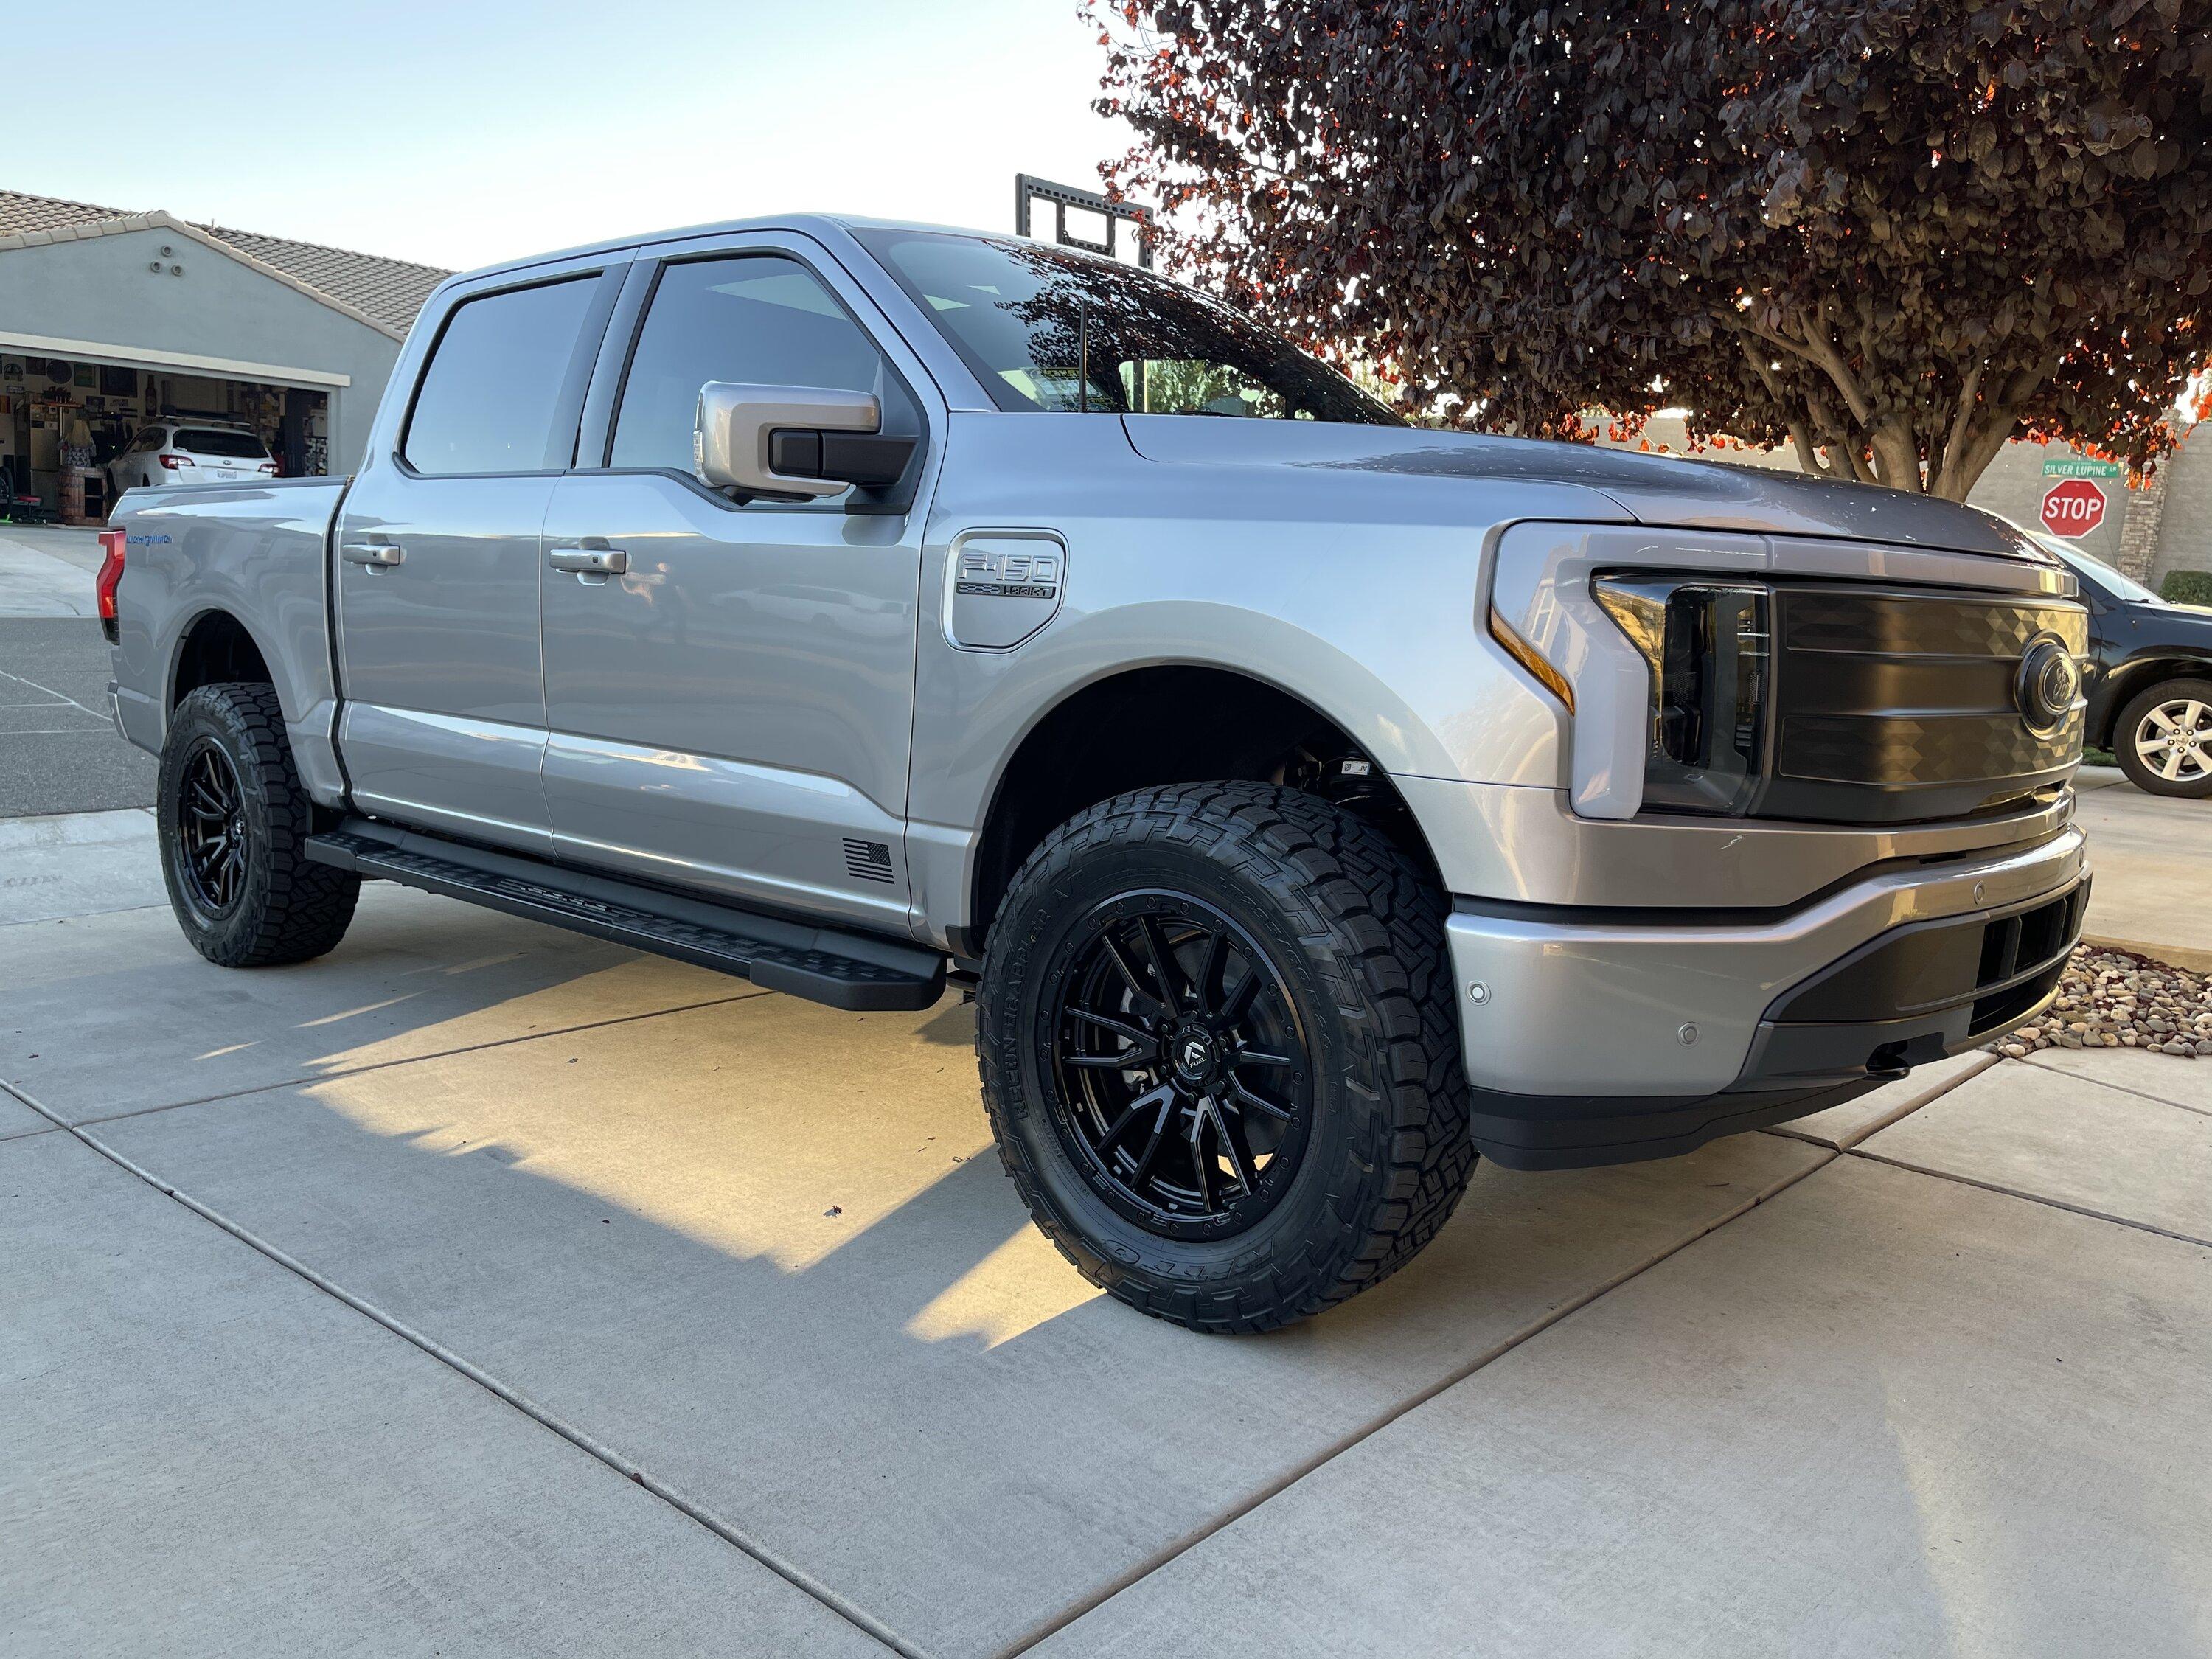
(5, 812), (2209, 1657)
(2074, 765), (2212, 972)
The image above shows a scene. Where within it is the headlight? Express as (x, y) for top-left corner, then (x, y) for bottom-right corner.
(1593, 575), (1772, 815)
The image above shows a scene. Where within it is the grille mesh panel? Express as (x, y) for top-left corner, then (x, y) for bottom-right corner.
(1758, 585), (2087, 823)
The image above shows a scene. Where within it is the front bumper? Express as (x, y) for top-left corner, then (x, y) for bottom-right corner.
(1446, 827), (2087, 1169)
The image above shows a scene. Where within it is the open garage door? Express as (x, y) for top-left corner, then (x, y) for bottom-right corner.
(1, 344), (331, 526)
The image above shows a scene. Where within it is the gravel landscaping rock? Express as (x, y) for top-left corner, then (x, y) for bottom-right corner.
(1991, 945), (2212, 1060)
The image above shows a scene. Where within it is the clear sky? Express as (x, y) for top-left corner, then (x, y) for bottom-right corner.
(15, 0), (1132, 272)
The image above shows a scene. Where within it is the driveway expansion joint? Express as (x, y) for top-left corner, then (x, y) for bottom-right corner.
(2018, 1052), (2212, 1120)
(0, 1075), (928, 1659)
(991, 1142), (1842, 1659)
(1841, 1142), (2212, 1252)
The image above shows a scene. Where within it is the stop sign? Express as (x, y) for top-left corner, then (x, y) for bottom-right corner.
(2040, 477), (2107, 536)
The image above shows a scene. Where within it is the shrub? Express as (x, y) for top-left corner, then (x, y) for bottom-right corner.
(2160, 569), (2212, 607)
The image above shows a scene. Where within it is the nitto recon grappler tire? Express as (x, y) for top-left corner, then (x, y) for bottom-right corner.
(157, 681), (360, 967)
(977, 782), (1476, 1333)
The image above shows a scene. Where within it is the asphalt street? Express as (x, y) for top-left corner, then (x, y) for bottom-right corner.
(0, 527), (156, 817)
(0, 618), (156, 818)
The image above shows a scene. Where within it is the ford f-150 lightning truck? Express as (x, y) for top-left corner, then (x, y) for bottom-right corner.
(100, 215), (2090, 1332)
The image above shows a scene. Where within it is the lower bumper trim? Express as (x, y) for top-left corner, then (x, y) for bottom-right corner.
(1470, 1078), (1886, 1172)
(1466, 869), (2086, 1170)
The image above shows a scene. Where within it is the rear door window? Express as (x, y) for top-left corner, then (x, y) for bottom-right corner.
(404, 276), (599, 476)
(175, 428), (268, 459)
(608, 254), (914, 476)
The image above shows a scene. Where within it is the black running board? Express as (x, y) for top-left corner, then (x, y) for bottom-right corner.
(305, 819), (945, 1012)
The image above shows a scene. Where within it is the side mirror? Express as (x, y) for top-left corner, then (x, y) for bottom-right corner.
(693, 382), (917, 501)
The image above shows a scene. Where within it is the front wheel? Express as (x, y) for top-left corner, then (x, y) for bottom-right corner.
(2115, 677), (2212, 799)
(158, 681), (360, 966)
(977, 782), (1475, 1333)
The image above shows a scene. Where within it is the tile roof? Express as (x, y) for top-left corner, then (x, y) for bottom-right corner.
(0, 188), (451, 336)
(0, 188), (119, 237)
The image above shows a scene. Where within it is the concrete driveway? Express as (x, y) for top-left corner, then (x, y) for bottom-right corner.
(6, 808), (2211, 1658)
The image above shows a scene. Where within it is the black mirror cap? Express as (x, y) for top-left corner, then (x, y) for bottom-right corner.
(768, 427), (918, 504)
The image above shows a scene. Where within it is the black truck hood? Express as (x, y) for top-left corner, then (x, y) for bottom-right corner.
(1121, 415), (2053, 565)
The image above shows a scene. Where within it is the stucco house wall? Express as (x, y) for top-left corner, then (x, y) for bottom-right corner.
(0, 224), (406, 473)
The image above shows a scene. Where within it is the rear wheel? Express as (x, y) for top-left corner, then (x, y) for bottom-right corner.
(2115, 677), (2212, 799)
(158, 682), (360, 966)
(978, 782), (1475, 1333)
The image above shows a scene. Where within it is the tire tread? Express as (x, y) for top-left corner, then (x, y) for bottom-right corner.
(161, 682), (358, 967)
(977, 782), (1475, 1334)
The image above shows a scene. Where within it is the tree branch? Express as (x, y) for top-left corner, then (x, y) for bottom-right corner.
(1928, 359), (1985, 500)
(1798, 299), (1877, 431)
(1788, 424), (1850, 479)
(1940, 404), (2024, 502)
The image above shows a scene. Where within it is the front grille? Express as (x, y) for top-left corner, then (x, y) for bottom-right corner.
(1783, 709), (2084, 790)
(1761, 585), (2087, 824)
(1768, 880), (2088, 1029)
(1968, 883), (2090, 1036)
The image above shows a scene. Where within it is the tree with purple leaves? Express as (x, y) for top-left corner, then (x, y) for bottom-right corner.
(1092, 1), (2212, 498)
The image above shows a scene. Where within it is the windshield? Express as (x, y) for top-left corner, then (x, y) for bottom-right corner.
(856, 229), (1400, 426)
(2039, 534), (2161, 604)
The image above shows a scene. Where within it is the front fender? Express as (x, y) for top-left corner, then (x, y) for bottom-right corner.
(908, 538), (1579, 945)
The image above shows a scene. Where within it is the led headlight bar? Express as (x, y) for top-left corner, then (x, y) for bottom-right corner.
(1593, 576), (1773, 816)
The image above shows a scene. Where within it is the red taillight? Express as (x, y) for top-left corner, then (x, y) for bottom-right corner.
(157, 453), (190, 470)
(96, 529), (126, 622)
(258, 461), (279, 476)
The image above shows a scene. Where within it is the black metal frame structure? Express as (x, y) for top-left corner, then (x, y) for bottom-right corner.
(1014, 174), (1154, 268)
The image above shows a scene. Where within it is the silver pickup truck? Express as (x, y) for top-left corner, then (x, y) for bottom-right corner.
(100, 215), (2090, 1332)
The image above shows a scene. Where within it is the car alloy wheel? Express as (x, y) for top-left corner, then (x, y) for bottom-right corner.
(176, 736), (249, 916)
(1037, 890), (1313, 1240)
(2132, 695), (2212, 785)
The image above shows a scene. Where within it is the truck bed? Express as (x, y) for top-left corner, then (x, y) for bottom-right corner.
(107, 476), (351, 807)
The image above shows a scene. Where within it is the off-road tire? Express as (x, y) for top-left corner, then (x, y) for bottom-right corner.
(977, 782), (1475, 1334)
(158, 682), (359, 966)
(2114, 676), (2212, 799)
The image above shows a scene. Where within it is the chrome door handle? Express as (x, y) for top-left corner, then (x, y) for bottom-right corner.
(548, 546), (628, 575)
(341, 541), (403, 567)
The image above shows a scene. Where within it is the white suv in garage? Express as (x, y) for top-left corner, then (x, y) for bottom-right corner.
(108, 422), (277, 491)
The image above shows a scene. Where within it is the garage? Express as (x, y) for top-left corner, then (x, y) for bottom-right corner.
(2, 349), (328, 523)
(0, 189), (446, 524)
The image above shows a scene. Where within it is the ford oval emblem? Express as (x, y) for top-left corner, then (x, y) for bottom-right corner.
(2015, 634), (2080, 736)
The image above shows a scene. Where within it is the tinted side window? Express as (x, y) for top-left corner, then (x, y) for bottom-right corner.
(609, 255), (912, 474)
(404, 277), (597, 476)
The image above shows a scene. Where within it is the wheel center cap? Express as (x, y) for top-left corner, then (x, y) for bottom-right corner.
(1169, 1024), (1218, 1083)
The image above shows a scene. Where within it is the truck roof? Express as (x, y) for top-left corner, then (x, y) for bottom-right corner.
(446, 212), (999, 291)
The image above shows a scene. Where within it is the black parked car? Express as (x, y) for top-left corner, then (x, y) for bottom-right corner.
(2041, 535), (2212, 799)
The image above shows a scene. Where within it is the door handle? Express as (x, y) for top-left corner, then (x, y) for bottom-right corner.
(341, 541), (403, 568)
(548, 546), (629, 575)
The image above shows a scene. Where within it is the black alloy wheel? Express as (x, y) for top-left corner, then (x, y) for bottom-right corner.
(1042, 892), (1312, 1239)
(175, 737), (248, 916)
(157, 681), (360, 967)
(978, 782), (1478, 1334)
